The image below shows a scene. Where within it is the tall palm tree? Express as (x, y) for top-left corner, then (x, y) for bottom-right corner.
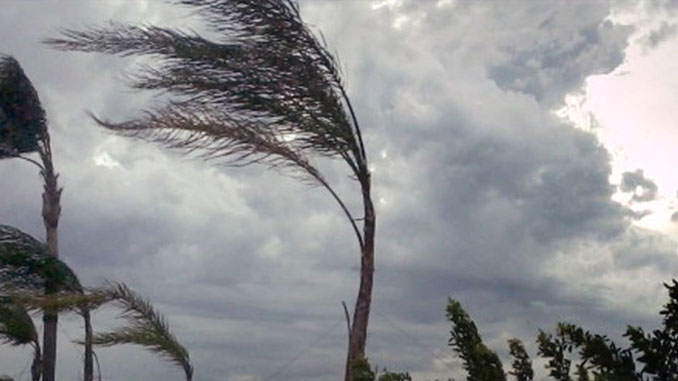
(0, 56), (94, 381)
(46, 1), (375, 379)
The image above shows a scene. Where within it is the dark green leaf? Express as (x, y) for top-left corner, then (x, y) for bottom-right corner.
(0, 55), (47, 158)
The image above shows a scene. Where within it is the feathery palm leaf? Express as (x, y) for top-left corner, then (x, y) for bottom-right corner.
(0, 55), (47, 158)
(8, 290), (110, 314)
(44, 0), (366, 180)
(0, 224), (94, 381)
(0, 299), (38, 346)
(0, 298), (42, 381)
(0, 224), (81, 293)
(94, 282), (193, 381)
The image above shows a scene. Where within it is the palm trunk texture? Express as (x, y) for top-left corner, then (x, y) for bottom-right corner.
(345, 173), (376, 381)
(83, 309), (94, 381)
(40, 149), (61, 381)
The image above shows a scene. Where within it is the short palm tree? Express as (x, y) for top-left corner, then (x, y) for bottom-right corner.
(0, 221), (94, 381)
(0, 224), (190, 380)
(46, 3), (375, 378)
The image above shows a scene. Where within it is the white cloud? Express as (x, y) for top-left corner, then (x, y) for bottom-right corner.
(92, 151), (120, 168)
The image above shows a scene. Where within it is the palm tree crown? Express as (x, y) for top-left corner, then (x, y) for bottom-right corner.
(0, 55), (47, 158)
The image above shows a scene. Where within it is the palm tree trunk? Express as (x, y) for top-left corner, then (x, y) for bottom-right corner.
(39, 122), (94, 381)
(40, 149), (61, 381)
(345, 173), (376, 380)
(83, 309), (94, 381)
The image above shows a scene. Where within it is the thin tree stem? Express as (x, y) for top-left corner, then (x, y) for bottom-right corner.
(340, 87), (367, 163)
(312, 172), (364, 250)
(15, 154), (45, 170)
(31, 341), (42, 381)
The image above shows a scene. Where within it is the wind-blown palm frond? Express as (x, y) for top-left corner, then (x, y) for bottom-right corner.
(0, 224), (81, 293)
(93, 282), (193, 381)
(0, 224), (94, 381)
(44, 0), (365, 180)
(0, 299), (38, 346)
(0, 55), (47, 158)
(8, 290), (110, 314)
(0, 299), (41, 381)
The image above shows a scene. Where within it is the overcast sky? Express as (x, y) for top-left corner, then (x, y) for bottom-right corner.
(2, 0), (678, 380)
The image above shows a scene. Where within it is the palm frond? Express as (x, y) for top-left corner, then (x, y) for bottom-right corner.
(0, 298), (42, 381)
(0, 55), (47, 158)
(44, 0), (366, 180)
(8, 290), (110, 314)
(93, 282), (193, 381)
(0, 299), (38, 346)
(45, 0), (368, 244)
(0, 225), (81, 293)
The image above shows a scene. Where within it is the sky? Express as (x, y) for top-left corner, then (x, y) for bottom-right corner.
(1, 0), (678, 380)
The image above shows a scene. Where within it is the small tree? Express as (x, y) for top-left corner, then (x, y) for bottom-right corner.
(46, 2), (376, 379)
(556, 324), (636, 380)
(446, 299), (505, 381)
(446, 280), (678, 381)
(537, 327), (573, 381)
(626, 280), (678, 379)
(508, 338), (533, 381)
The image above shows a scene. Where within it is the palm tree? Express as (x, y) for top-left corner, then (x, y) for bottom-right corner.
(0, 56), (94, 381)
(0, 224), (189, 380)
(46, 1), (376, 379)
(9, 282), (193, 381)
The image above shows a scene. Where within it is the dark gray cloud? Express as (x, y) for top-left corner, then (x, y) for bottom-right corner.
(485, 4), (631, 106)
(0, 1), (675, 380)
(621, 169), (659, 202)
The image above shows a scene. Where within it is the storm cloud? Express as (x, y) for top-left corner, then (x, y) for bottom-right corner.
(1, 1), (676, 380)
